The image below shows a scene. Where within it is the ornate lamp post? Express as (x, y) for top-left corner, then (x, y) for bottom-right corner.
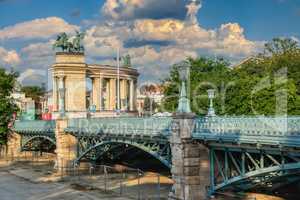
(176, 61), (191, 113)
(207, 89), (216, 117)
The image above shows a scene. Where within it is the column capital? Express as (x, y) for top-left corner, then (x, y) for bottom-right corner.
(56, 75), (66, 81)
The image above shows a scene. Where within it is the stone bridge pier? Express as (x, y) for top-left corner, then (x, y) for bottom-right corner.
(6, 132), (22, 158)
(170, 113), (210, 200)
(55, 117), (77, 173)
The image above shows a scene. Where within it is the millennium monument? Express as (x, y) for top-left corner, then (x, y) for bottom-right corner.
(52, 32), (138, 119)
(5, 33), (300, 199)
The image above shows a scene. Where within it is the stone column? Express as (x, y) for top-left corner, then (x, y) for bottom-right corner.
(58, 76), (65, 115)
(92, 77), (100, 110)
(109, 78), (116, 110)
(55, 117), (77, 174)
(120, 79), (127, 110)
(99, 75), (103, 111)
(129, 79), (135, 111)
(52, 76), (58, 112)
(170, 113), (210, 200)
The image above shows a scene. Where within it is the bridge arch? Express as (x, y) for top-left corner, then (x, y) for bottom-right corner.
(75, 140), (171, 169)
(215, 162), (300, 191)
(209, 148), (300, 194)
(21, 135), (56, 152)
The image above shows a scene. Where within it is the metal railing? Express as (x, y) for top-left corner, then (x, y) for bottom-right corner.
(66, 117), (173, 137)
(13, 120), (56, 135)
(193, 116), (300, 147)
(57, 163), (173, 200)
(0, 151), (55, 167)
(194, 116), (300, 135)
(0, 153), (262, 200)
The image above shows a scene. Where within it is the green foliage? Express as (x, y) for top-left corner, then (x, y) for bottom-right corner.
(0, 68), (19, 144)
(161, 57), (230, 115)
(143, 96), (158, 114)
(21, 86), (45, 102)
(161, 37), (300, 116)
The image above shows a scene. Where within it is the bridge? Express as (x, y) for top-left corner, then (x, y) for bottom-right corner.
(11, 115), (300, 199)
(7, 52), (300, 199)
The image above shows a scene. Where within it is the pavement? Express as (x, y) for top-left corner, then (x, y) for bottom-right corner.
(0, 168), (131, 200)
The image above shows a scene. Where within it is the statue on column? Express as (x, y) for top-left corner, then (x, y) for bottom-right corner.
(53, 31), (85, 53)
(72, 31), (85, 52)
(122, 54), (131, 67)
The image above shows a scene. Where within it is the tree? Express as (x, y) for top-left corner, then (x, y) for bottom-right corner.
(21, 86), (45, 102)
(229, 37), (300, 115)
(0, 68), (19, 144)
(161, 37), (300, 116)
(161, 57), (231, 115)
(264, 38), (299, 56)
(143, 96), (157, 115)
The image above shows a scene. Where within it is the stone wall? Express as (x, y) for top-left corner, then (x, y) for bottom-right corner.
(55, 52), (85, 63)
(170, 114), (210, 200)
(65, 73), (87, 112)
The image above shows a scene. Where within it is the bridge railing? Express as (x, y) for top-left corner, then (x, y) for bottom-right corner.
(13, 120), (56, 135)
(193, 116), (300, 146)
(65, 117), (173, 137)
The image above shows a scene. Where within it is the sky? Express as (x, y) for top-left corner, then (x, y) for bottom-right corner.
(0, 0), (299, 86)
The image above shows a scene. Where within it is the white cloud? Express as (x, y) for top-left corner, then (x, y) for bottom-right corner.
(0, 46), (21, 65)
(21, 40), (54, 58)
(18, 40), (54, 83)
(0, 17), (79, 40)
(132, 19), (185, 41)
(1, 1), (265, 85)
(83, 18), (262, 74)
(102, 0), (187, 20)
(18, 68), (47, 86)
(84, 25), (125, 59)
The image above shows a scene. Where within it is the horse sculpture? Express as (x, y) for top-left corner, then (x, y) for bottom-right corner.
(72, 31), (85, 52)
(53, 31), (85, 53)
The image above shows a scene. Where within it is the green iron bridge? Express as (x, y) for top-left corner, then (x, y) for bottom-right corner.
(12, 116), (300, 195)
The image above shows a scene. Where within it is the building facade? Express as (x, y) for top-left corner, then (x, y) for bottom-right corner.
(136, 83), (164, 116)
(51, 52), (139, 119)
(11, 92), (35, 120)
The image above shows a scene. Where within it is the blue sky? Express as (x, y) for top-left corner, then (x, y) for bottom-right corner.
(1, 0), (299, 40)
(0, 0), (299, 85)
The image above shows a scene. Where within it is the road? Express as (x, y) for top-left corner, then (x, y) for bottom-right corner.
(0, 171), (128, 200)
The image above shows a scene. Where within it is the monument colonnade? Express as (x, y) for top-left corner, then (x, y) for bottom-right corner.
(51, 52), (139, 119)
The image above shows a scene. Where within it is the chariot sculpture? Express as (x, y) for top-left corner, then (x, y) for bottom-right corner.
(53, 31), (85, 53)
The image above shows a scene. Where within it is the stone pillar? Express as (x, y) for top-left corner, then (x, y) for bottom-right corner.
(109, 78), (116, 110)
(55, 118), (77, 173)
(58, 76), (65, 115)
(99, 76), (103, 111)
(6, 132), (21, 158)
(92, 77), (100, 110)
(120, 79), (128, 110)
(170, 113), (210, 200)
(52, 76), (58, 112)
(129, 79), (135, 111)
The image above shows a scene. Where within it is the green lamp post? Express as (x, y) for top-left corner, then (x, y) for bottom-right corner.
(207, 89), (216, 117)
(176, 61), (191, 113)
